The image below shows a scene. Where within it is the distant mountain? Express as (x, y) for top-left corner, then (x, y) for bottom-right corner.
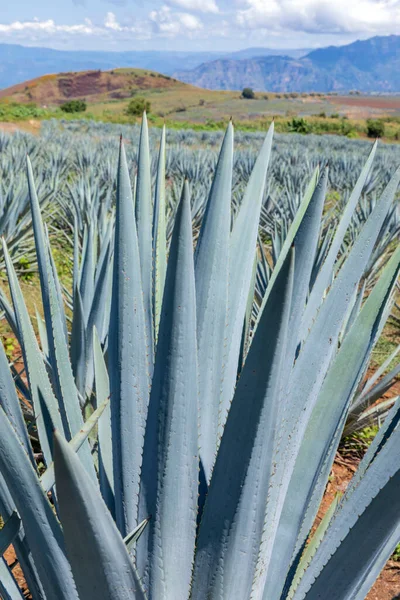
(0, 43), (309, 90)
(173, 35), (400, 93)
(225, 47), (309, 60)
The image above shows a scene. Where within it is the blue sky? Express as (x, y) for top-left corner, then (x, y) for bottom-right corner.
(1, 0), (400, 52)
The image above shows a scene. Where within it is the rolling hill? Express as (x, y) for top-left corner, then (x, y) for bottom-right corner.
(0, 68), (186, 106)
(173, 35), (400, 93)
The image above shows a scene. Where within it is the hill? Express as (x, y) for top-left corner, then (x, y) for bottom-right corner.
(0, 68), (186, 106)
(0, 43), (309, 91)
(173, 35), (400, 93)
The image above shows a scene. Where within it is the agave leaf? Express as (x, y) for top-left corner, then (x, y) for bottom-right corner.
(262, 164), (319, 311)
(359, 342), (400, 398)
(124, 517), (150, 553)
(0, 475), (45, 600)
(46, 225), (68, 342)
(139, 182), (198, 599)
(70, 285), (86, 397)
(85, 245), (112, 395)
(263, 246), (400, 600)
(288, 494), (341, 599)
(28, 157), (93, 478)
(346, 395), (400, 503)
(79, 221), (95, 323)
(191, 248), (294, 600)
(27, 156), (67, 407)
(283, 167), (328, 385)
(93, 327), (114, 515)
(46, 247), (97, 481)
(219, 122), (275, 438)
(0, 290), (19, 340)
(293, 417), (400, 600)
(302, 141), (377, 332)
(72, 213), (79, 297)
(0, 512), (21, 555)
(194, 122), (233, 482)
(348, 396), (398, 435)
(0, 334), (34, 463)
(351, 361), (400, 419)
(0, 407), (78, 600)
(152, 124), (167, 342)
(40, 395), (109, 493)
(0, 558), (25, 600)
(3, 239), (62, 465)
(35, 308), (49, 358)
(79, 225), (88, 289)
(109, 139), (150, 536)
(135, 112), (154, 360)
(54, 431), (146, 600)
(254, 171), (400, 600)
(238, 249), (257, 369)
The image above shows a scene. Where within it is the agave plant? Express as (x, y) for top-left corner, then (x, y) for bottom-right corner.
(0, 115), (399, 600)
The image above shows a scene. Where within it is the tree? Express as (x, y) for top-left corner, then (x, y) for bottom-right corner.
(60, 100), (87, 113)
(366, 119), (385, 138)
(126, 97), (151, 116)
(241, 87), (255, 99)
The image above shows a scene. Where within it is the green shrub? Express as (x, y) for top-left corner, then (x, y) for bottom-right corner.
(241, 87), (255, 99)
(125, 97), (151, 116)
(289, 117), (312, 134)
(367, 119), (385, 138)
(60, 100), (87, 114)
(0, 102), (47, 121)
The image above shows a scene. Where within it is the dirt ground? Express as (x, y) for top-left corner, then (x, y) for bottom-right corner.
(0, 120), (41, 135)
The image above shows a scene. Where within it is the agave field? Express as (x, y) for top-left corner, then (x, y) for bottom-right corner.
(0, 115), (398, 600)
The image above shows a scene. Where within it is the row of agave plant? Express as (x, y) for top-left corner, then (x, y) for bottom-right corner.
(3, 119), (396, 429)
(0, 115), (398, 599)
(46, 121), (400, 430)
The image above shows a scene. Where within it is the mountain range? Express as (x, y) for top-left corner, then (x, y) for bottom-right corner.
(0, 44), (307, 91)
(173, 35), (400, 93)
(0, 35), (399, 94)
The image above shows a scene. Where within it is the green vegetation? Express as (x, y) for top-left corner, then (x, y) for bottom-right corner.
(60, 99), (87, 113)
(0, 101), (49, 120)
(125, 96), (151, 116)
(289, 117), (313, 133)
(366, 118), (385, 138)
(241, 87), (255, 99)
(2, 89), (400, 142)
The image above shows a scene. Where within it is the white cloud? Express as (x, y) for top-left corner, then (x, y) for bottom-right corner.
(104, 12), (123, 31)
(236, 0), (400, 34)
(150, 6), (203, 36)
(166, 0), (219, 14)
(0, 18), (95, 36)
(0, 10), (205, 45)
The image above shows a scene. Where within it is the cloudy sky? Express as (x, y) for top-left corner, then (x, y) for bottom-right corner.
(1, 0), (400, 52)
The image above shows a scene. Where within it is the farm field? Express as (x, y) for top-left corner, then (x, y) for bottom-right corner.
(0, 119), (399, 597)
(2, 68), (400, 141)
(0, 117), (398, 599)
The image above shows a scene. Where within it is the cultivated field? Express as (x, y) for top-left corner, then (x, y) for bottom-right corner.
(2, 69), (400, 141)
(0, 117), (399, 599)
